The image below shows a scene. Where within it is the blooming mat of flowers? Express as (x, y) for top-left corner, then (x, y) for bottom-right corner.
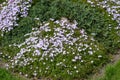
(0, 0), (32, 31)
(87, 0), (120, 27)
(87, 0), (120, 52)
(5, 18), (107, 79)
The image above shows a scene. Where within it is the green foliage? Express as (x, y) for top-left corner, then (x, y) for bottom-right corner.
(1, 0), (119, 53)
(0, 0), (4, 4)
(7, 20), (108, 80)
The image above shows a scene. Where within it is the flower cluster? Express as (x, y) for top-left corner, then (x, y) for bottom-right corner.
(6, 18), (105, 78)
(87, 0), (120, 27)
(0, 0), (32, 31)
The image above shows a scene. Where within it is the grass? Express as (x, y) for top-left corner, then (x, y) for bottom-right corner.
(0, 68), (27, 80)
(97, 60), (120, 80)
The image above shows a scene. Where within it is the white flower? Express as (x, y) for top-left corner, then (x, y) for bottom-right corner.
(76, 70), (79, 73)
(80, 29), (85, 34)
(35, 50), (41, 55)
(75, 56), (79, 60)
(74, 66), (77, 69)
(91, 60), (94, 63)
(81, 60), (84, 62)
(44, 22), (49, 26)
(33, 72), (37, 76)
(98, 55), (102, 58)
(25, 74), (28, 77)
(19, 72), (22, 75)
(49, 53), (54, 57)
(51, 59), (53, 62)
(56, 63), (60, 66)
(50, 18), (54, 21)
(36, 40), (44, 48)
(72, 59), (76, 62)
(34, 18), (39, 20)
(63, 51), (66, 55)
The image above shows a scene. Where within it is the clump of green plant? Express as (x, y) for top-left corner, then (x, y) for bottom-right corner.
(1, 0), (119, 53)
(5, 18), (108, 80)
(86, 0), (120, 53)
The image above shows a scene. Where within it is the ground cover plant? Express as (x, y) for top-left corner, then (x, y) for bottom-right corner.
(86, 0), (120, 52)
(0, 0), (119, 80)
(5, 18), (107, 79)
(0, 0), (32, 31)
(1, 0), (119, 52)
